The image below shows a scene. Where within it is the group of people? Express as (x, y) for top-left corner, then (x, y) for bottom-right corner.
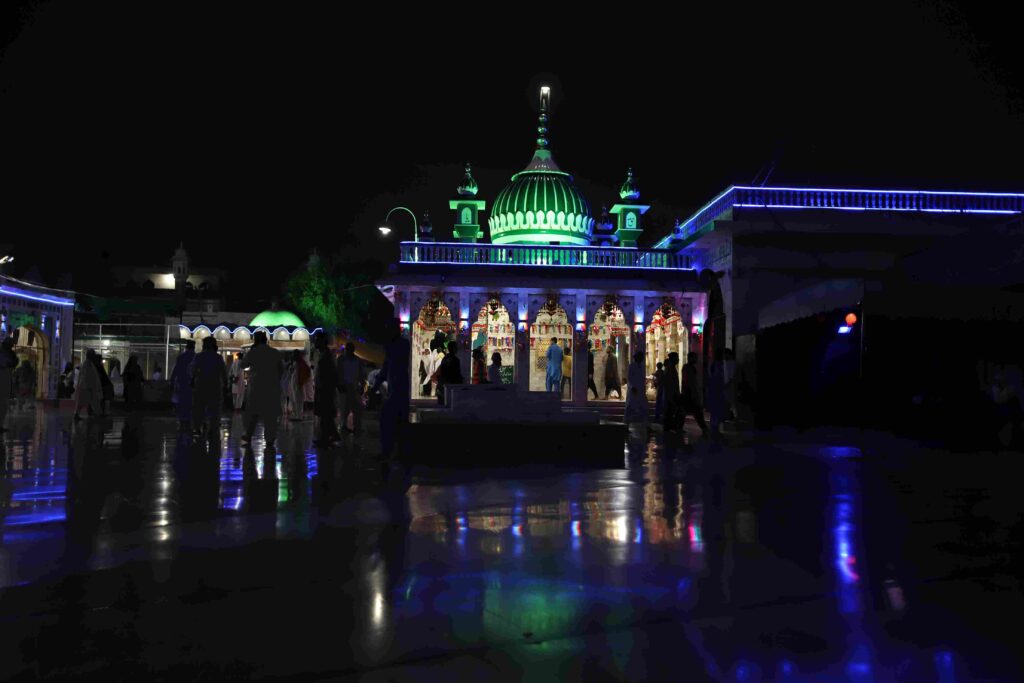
(652, 349), (735, 438)
(70, 353), (161, 418)
(310, 335), (367, 446)
(313, 320), (411, 460)
(165, 331), (374, 448)
(541, 339), (628, 401)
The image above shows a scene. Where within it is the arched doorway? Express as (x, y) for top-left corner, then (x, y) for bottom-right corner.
(12, 326), (48, 400)
(530, 299), (572, 395)
(472, 299), (514, 384)
(645, 301), (689, 400)
(412, 298), (456, 397)
(588, 299), (631, 401)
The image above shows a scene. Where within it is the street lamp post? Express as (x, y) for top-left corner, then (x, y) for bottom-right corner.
(379, 207), (419, 241)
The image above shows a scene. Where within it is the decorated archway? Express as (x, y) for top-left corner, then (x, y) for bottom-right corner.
(12, 326), (48, 399)
(412, 298), (456, 397)
(588, 299), (631, 401)
(471, 299), (514, 384)
(645, 301), (689, 399)
(529, 299), (573, 394)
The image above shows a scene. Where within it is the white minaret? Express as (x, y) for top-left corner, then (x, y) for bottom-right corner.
(172, 243), (189, 294)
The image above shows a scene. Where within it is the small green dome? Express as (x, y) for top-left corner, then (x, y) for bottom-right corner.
(456, 162), (479, 197)
(619, 167), (640, 201)
(250, 310), (305, 328)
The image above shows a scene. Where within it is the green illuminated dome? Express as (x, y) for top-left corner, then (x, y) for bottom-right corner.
(250, 310), (305, 328)
(488, 88), (594, 246)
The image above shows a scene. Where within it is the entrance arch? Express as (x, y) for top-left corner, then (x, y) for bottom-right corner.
(412, 298), (456, 397)
(529, 300), (572, 394)
(588, 300), (631, 401)
(645, 301), (689, 399)
(472, 299), (515, 384)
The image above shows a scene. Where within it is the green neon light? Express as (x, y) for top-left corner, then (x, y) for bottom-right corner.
(249, 310), (306, 327)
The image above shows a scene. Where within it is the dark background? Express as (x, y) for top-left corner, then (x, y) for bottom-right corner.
(1, 1), (1021, 298)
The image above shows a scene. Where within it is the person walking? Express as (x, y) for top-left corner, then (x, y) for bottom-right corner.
(681, 351), (710, 437)
(662, 352), (682, 432)
(437, 341), (463, 406)
(373, 319), (411, 460)
(625, 351), (649, 424)
(122, 356), (144, 409)
(241, 331), (284, 449)
(73, 350), (102, 421)
(471, 347), (487, 384)
(604, 346), (622, 399)
(170, 340), (197, 430)
(0, 338), (17, 431)
(545, 337), (563, 393)
(560, 344), (572, 398)
(93, 354), (113, 415)
(338, 342), (365, 434)
(653, 361), (666, 422)
(586, 340), (599, 400)
(14, 359), (36, 409)
(290, 350), (310, 420)
(312, 334), (339, 446)
(191, 337), (228, 437)
(229, 353), (246, 411)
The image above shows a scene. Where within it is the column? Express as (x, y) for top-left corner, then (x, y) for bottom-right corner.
(516, 291), (530, 393)
(568, 289), (587, 407)
(458, 290), (471, 383)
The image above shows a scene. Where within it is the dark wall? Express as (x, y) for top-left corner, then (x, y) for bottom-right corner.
(865, 315), (1024, 449)
(754, 307), (1024, 447)
(755, 307), (862, 429)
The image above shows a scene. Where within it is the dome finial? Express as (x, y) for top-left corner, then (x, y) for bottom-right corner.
(457, 162), (479, 197)
(521, 85), (561, 173)
(619, 167), (640, 201)
(536, 85), (551, 150)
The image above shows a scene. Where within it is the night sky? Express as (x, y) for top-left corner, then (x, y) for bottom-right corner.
(1, 2), (1020, 301)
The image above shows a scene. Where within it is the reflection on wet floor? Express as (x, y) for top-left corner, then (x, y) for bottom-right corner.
(0, 407), (1021, 680)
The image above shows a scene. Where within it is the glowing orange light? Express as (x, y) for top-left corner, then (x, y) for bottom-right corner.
(845, 313), (858, 326)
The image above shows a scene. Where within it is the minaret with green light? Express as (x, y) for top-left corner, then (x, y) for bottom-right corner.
(450, 163), (486, 243)
(610, 168), (649, 248)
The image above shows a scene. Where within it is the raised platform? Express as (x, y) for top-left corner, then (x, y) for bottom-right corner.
(405, 384), (626, 467)
(405, 421), (626, 468)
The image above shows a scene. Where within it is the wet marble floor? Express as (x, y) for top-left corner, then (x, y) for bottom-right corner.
(0, 405), (1021, 681)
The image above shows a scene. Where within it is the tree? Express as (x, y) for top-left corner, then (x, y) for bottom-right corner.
(284, 259), (345, 331)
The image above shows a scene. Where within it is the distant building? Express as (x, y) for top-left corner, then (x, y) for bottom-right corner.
(0, 274), (75, 399)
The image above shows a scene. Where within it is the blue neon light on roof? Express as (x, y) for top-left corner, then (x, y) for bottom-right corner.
(733, 203), (1019, 215)
(838, 326), (852, 334)
(732, 185), (1024, 197)
(655, 184), (1024, 249)
(0, 286), (75, 307)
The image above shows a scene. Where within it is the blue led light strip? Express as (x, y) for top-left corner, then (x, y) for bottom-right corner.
(0, 286), (75, 307)
(655, 184), (1024, 249)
